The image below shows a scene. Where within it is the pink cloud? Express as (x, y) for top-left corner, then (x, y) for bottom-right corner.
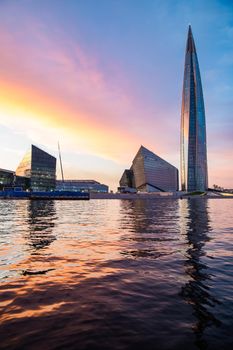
(0, 16), (231, 188)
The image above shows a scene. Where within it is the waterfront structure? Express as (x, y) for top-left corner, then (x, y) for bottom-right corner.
(16, 145), (56, 191)
(56, 180), (108, 193)
(180, 25), (208, 192)
(120, 146), (178, 192)
(0, 168), (30, 190)
(14, 175), (30, 190)
(0, 168), (14, 190)
(119, 170), (134, 188)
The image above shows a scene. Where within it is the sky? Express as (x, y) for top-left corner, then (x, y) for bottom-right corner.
(0, 0), (232, 190)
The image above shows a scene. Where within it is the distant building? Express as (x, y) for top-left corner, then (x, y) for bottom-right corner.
(180, 26), (208, 191)
(16, 145), (56, 191)
(2, 145), (108, 193)
(56, 180), (108, 193)
(0, 168), (30, 190)
(119, 146), (178, 192)
(0, 168), (14, 190)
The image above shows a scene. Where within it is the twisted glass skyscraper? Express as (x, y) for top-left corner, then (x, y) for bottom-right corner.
(180, 26), (208, 192)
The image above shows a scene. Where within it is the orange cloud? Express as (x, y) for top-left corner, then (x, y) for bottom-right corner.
(0, 79), (140, 162)
(0, 20), (176, 170)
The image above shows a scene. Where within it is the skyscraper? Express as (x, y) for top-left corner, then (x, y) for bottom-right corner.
(180, 26), (208, 192)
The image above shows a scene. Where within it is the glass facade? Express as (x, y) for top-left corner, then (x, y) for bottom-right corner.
(119, 170), (134, 188)
(0, 169), (30, 190)
(16, 145), (56, 191)
(14, 175), (30, 190)
(180, 26), (208, 192)
(120, 146), (178, 192)
(0, 169), (14, 190)
(56, 180), (108, 193)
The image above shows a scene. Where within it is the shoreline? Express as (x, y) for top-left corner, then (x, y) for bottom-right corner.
(90, 193), (233, 200)
(0, 192), (232, 200)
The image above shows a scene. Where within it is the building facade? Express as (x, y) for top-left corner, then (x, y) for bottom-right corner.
(0, 168), (14, 190)
(0, 168), (30, 190)
(180, 26), (208, 192)
(14, 175), (30, 190)
(120, 146), (178, 192)
(16, 145), (56, 191)
(119, 170), (134, 188)
(56, 180), (108, 193)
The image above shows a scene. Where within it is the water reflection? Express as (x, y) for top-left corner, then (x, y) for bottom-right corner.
(0, 199), (232, 349)
(119, 199), (180, 259)
(180, 199), (221, 349)
(27, 200), (57, 251)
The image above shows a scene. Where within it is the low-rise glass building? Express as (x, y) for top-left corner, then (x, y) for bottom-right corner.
(16, 145), (56, 191)
(14, 175), (30, 190)
(0, 168), (14, 190)
(56, 180), (108, 193)
(0, 168), (30, 190)
(120, 146), (178, 192)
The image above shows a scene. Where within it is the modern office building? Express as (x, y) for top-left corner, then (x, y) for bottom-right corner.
(120, 146), (178, 192)
(180, 25), (208, 192)
(0, 168), (14, 190)
(0, 168), (30, 190)
(56, 180), (108, 193)
(14, 175), (30, 190)
(0, 169), (30, 191)
(119, 170), (134, 188)
(16, 145), (56, 191)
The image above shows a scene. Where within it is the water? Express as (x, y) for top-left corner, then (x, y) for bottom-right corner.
(0, 198), (232, 350)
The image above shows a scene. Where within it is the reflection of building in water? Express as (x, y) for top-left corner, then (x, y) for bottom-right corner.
(119, 199), (180, 259)
(119, 199), (155, 233)
(27, 200), (57, 250)
(180, 199), (221, 347)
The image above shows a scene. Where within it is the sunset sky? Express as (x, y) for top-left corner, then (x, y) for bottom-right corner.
(0, 0), (232, 190)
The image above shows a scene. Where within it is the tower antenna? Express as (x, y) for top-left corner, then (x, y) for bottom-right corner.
(58, 141), (64, 183)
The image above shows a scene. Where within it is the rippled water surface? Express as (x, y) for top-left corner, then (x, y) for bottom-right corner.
(0, 198), (233, 349)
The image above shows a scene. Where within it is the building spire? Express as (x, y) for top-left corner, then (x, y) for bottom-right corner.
(186, 25), (196, 53)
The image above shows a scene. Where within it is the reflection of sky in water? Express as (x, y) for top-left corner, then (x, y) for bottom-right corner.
(0, 198), (232, 349)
